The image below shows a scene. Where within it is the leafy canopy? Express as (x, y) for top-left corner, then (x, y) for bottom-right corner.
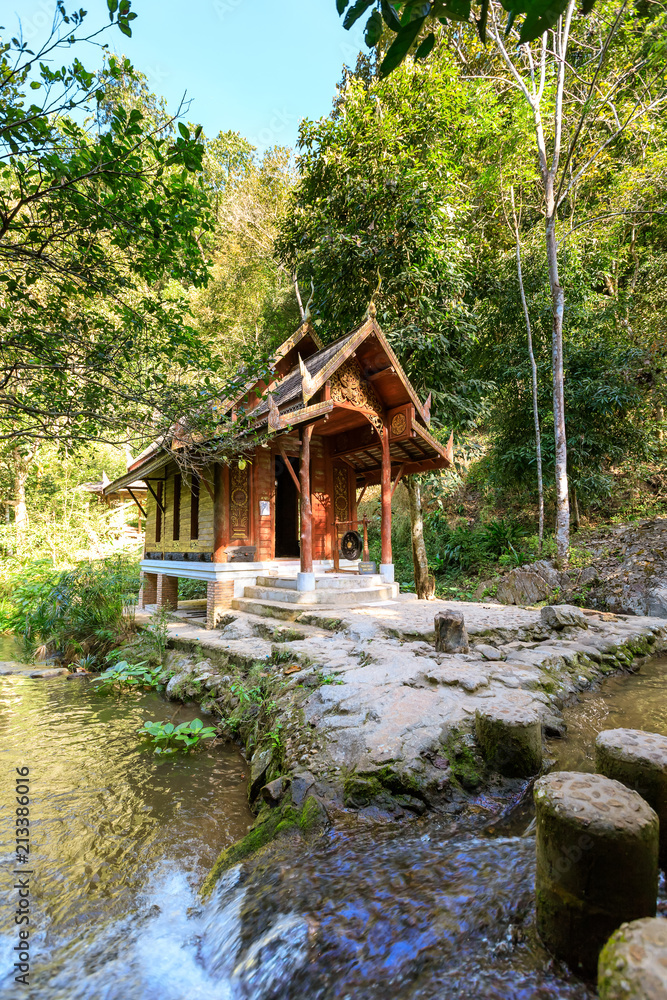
(336, 0), (598, 76)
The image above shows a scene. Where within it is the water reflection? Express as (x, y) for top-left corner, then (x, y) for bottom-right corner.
(553, 654), (667, 771)
(0, 674), (252, 998)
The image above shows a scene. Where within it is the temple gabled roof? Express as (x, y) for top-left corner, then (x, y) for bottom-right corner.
(105, 313), (450, 495)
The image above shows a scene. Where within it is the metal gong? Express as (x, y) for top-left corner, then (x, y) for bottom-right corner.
(341, 529), (363, 560)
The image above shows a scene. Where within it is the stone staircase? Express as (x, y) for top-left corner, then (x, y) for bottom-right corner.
(231, 573), (399, 620)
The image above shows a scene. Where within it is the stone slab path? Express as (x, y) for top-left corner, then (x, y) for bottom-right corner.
(137, 598), (667, 810)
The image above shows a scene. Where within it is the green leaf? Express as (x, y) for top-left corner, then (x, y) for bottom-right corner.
(163, 722), (175, 735)
(107, 0), (118, 11)
(344, 0), (375, 29)
(380, 14), (426, 75)
(365, 9), (384, 45)
(336, 0), (350, 12)
(439, 0), (471, 20)
(118, 21), (132, 36)
(400, 1), (430, 23)
(178, 122), (190, 139)
(519, 0), (569, 42)
(381, 0), (403, 30)
(190, 718), (203, 731)
(414, 30), (435, 58)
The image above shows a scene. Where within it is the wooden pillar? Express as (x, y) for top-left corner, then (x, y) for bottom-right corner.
(298, 423), (315, 590)
(380, 424), (394, 581)
(213, 462), (227, 563)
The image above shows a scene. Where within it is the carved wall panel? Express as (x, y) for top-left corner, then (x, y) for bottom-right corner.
(229, 463), (250, 540)
(333, 466), (349, 526)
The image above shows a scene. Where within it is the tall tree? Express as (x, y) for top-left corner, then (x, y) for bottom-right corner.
(0, 3), (222, 450)
(338, 0), (667, 566)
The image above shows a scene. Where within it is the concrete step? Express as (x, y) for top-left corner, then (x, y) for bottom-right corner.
(255, 574), (383, 591)
(230, 597), (303, 621)
(255, 576), (297, 590)
(242, 584), (398, 605)
(230, 591), (399, 620)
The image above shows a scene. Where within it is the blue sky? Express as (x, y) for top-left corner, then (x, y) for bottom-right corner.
(12, 0), (366, 152)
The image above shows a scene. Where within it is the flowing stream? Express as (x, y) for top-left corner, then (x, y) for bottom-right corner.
(1, 642), (666, 999)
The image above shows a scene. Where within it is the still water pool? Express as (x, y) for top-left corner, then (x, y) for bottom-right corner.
(1, 649), (666, 999)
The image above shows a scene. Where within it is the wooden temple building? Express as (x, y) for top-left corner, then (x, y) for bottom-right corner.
(105, 315), (451, 625)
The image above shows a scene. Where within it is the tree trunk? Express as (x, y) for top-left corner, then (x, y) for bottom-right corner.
(405, 475), (433, 600)
(571, 485), (580, 531)
(12, 448), (31, 537)
(545, 205), (570, 569)
(511, 188), (544, 554)
(293, 272), (305, 322)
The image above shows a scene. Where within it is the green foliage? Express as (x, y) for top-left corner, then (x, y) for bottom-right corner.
(178, 578), (207, 600)
(6, 558), (138, 665)
(137, 718), (218, 754)
(0, 442), (140, 565)
(94, 659), (162, 692)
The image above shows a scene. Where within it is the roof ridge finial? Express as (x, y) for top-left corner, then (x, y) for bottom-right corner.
(299, 353), (317, 404)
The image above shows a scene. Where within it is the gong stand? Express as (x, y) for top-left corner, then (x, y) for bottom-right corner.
(330, 515), (371, 573)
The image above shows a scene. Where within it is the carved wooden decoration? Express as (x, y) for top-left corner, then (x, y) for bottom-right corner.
(329, 357), (385, 433)
(230, 463), (250, 539)
(333, 466), (349, 525)
(388, 404), (413, 442)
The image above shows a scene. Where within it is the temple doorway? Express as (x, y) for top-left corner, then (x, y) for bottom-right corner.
(274, 455), (300, 557)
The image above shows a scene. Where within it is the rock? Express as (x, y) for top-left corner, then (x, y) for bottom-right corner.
(473, 578), (497, 600)
(260, 776), (288, 806)
(231, 914), (311, 999)
(540, 604), (587, 630)
(165, 671), (188, 699)
(598, 917), (667, 1000)
(250, 747), (274, 800)
(542, 714), (567, 739)
(434, 612), (469, 654)
(577, 565), (599, 587)
(595, 728), (667, 864)
(475, 698), (543, 776)
(290, 771), (316, 809)
(534, 771), (659, 978)
(29, 667), (68, 678)
(647, 587), (667, 618)
(531, 559), (567, 590)
(472, 643), (503, 661)
(497, 570), (550, 606)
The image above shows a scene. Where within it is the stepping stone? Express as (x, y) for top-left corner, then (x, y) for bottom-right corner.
(534, 771), (659, 978)
(596, 728), (667, 864)
(598, 917), (667, 999)
(475, 698), (542, 777)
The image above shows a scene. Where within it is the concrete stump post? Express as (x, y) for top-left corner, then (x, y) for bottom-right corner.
(534, 771), (659, 978)
(598, 917), (667, 999)
(595, 728), (667, 865)
(434, 612), (469, 654)
(475, 700), (542, 777)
